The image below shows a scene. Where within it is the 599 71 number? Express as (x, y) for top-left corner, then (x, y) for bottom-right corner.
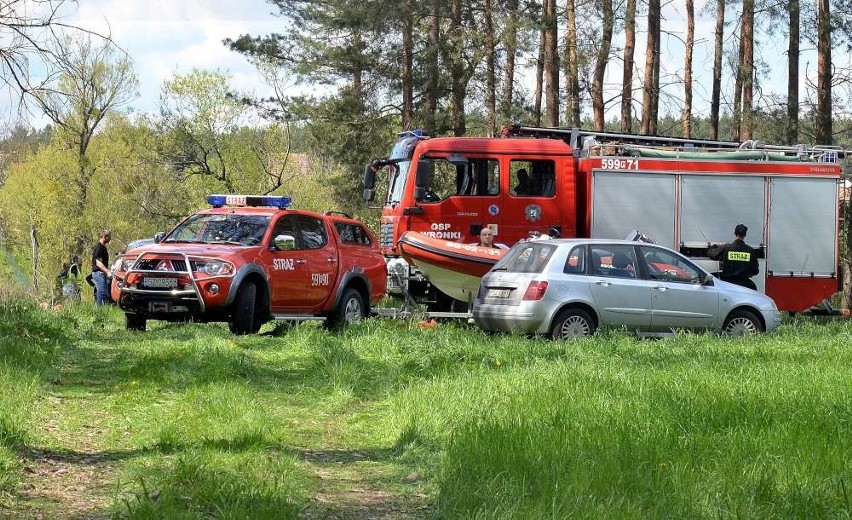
(600, 158), (640, 170)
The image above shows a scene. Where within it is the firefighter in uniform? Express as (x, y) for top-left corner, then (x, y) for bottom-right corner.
(708, 223), (759, 290)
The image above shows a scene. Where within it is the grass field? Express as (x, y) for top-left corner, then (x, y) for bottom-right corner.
(1, 290), (852, 519)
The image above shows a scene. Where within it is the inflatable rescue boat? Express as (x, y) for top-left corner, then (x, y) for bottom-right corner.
(398, 231), (508, 303)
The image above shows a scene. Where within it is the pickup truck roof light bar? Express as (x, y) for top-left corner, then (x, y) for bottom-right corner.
(207, 194), (292, 209)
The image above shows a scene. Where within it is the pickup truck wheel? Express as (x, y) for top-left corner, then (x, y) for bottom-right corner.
(229, 282), (260, 335)
(328, 288), (365, 329)
(125, 313), (146, 331)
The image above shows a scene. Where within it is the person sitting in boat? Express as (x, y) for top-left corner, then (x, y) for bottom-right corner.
(477, 227), (508, 249)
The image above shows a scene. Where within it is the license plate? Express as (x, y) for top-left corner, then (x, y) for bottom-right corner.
(487, 288), (511, 299)
(143, 277), (177, 288)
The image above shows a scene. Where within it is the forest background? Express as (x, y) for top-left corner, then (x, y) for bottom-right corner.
(1, 0), (852, 302)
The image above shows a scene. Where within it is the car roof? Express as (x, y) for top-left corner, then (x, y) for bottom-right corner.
(521, 238), (666, 247)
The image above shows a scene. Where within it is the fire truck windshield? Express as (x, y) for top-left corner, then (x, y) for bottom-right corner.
(385, 134), (419, 204)
(387, 161), (410, 204)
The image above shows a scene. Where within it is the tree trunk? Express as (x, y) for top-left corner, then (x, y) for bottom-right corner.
(564, 0), (581, 126)
(640, 0), (660, 135)
(543, 0), (559, 126)
(534, 25), (545, 126)
(682, 0), (694, 137)
(401, 1), (414, 130)
(740, 0), (754, 141)
(620, 0), (637, 133)
(731, 31), (744, 142)
(816, 0), (832, 144)
(592, 0), (613, 130)
(352, 29), (364, 102)
(500, 0), (519, 123)
(709, 0), (724, 139)
(449, 0), (466, 136)
(425, 0), (440, 134)
(483, 0), (496, 136)
(785, 0), (799, 145)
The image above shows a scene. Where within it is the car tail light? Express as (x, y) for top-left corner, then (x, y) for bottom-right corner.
(522, 281), (548, 301)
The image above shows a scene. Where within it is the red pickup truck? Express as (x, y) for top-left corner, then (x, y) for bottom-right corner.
(111, 195), (387, 333)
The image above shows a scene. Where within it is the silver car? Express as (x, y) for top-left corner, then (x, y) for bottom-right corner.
(472, 239), (781, 339)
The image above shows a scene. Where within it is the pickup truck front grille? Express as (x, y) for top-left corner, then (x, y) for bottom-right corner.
(136, 259), (188, 272)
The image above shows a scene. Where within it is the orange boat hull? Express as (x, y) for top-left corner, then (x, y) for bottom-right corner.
(398, 232), (507, 302)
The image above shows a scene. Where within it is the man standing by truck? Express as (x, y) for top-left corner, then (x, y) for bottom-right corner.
(91, 230), (113, 306)
(708, 224), (759, 290)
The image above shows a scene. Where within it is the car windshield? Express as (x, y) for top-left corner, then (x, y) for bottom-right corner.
(165, 214), (271, 246)
(493, 242), (558, 273)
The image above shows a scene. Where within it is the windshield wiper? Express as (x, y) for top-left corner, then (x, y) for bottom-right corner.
(208, 240), (245, 246)
(163, 238), (203, 243)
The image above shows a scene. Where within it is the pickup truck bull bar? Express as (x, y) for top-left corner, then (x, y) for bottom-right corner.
(115, 251), (210, 313)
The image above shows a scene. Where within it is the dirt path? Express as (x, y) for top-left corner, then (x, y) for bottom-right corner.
(299, 449), (432, 519)
(7, 397), (117, 519)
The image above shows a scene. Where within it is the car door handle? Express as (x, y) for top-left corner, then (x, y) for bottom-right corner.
(595, 281), (611, 287)
(654, 286), (668, 292)
(327, 258), (338, 263)
(296, 259), (307, 265)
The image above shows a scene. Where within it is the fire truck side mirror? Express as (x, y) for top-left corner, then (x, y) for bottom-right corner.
(363, 163), (376, 202)
(154, 231), (165, 244)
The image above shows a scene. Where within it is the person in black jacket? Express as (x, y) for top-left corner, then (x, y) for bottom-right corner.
(708, 223), (759, 290)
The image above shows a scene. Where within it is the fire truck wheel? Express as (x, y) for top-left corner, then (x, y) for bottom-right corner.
(125, 313), (146, 331)
(550, 308), (596, 340)
(328, 288), (365, 329)
(722, 309), (764, 336)
(230, 282), (260, 335)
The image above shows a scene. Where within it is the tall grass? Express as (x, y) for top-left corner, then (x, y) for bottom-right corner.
(2, 288), (852, 518)
(389, 326), (852, 518)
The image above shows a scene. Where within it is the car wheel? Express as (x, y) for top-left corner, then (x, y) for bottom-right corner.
(328, 288), (366, 329)
(550, 308), (596, 339)
(125, 313), (146, 331)
(230, 282), (260, 335)
(722, 309), (764, 336)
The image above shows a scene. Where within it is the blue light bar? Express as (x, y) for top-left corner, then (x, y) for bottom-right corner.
(399, 129), (427, 138)
(207, 194), (292, 209)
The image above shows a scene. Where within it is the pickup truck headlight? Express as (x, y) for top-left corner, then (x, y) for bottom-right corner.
(193, 260), (234, 276)
(120, 258), (136, 271)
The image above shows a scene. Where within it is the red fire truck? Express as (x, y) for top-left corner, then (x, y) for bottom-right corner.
(363, 126), (846, 312)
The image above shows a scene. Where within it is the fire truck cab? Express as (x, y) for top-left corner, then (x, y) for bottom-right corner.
(364, 126), (845, 312)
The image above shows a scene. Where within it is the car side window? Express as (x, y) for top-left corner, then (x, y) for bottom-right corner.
(639, 246), (702, 283)
(295, 216), (328, 249)
(589, 245), (638, 278)
(563, 245), (586, 274)
(335, 223), (372, 246)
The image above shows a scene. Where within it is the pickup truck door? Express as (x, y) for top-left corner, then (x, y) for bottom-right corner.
(293, 215), (339, 309)
(268, 215), (312, 309)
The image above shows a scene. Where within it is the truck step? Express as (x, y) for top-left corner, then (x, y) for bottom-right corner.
(271, 314), (326, 322)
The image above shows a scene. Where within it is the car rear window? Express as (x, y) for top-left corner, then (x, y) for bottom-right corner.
(495, 242), (557, 273)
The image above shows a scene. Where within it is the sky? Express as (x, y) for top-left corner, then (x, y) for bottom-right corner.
(69, 0), (281, 115)
(3, 0), (850, 129)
